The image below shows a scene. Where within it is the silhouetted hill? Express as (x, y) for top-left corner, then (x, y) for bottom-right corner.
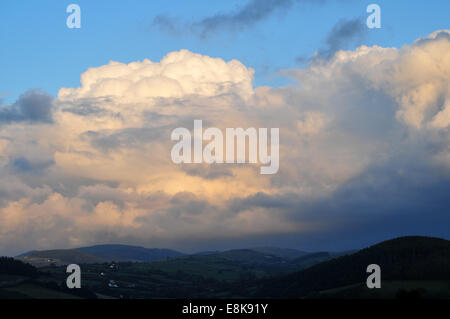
(77, 244), (184, 262)
(256, 236), (450, 298)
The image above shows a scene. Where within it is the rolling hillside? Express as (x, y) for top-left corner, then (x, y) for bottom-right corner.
(3, 236), (450, 298)
(0, 257), (96, 299)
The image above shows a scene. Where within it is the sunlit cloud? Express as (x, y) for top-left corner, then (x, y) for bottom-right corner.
(0, 31), (449, 254)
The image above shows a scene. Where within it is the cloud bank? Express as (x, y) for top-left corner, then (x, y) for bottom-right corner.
(1, 31), (450, 254)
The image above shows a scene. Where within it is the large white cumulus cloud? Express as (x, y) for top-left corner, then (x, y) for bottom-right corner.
(0, 31), (449, 254)
(290, 30), (450, 130)
(59, 49), (254, 101)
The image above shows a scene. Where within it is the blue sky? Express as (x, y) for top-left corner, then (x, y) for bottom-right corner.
(1, 0), (449, 103)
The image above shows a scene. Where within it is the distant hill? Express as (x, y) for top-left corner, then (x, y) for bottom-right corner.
(248, 247), (308, 260)
(16, 244), (337, 272)
(256, 236), (450, 298)
(291, 252), (332, 269)
(76, 244), (184, 262)
(18, 249), (106, 267)
(209, 248), (339, 273)
(193, 250), (221, 256)
(193, 247), (308, 260)
(17, 245), (185, 266)
(14, 251), (37, 258)
(217, 249), (285, 264)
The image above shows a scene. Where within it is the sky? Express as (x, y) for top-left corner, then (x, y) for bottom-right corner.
(0, 1), (449, 255)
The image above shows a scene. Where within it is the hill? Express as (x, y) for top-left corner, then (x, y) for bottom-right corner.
(17, 245), (185, 266)
(17, 245), (316, 267)
(0, 257), (38, 279)
(5, 236), (450, 298)
(248, 247), (308, 260)
(0, 257), (96, 299)
(76, 244), (184, 262)
(255, 236), (450, 298)
(18, 250), (106, 267)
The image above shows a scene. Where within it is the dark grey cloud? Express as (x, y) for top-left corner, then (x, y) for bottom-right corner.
(153, 0), (327, 38)
(0, 89), (54, 124)
(169, 192), (210, 217)
(152, 15), (183, 36)
(298, 17), (366, 62)
(224, 156), (450, 252)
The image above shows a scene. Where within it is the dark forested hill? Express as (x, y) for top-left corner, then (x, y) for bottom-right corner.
(255, 236), (450, 298)
(0, 257), (38, 278)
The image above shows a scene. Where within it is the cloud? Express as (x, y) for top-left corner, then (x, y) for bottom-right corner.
(58, 50), (254, 103)
(0, 89), (54, 124)
(1, 31), (450, 254)
(318, 17), (366, 59)
(153, 0), (328, 38)
(298, 17), (366, 62)
(297, 112), (329, 135)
